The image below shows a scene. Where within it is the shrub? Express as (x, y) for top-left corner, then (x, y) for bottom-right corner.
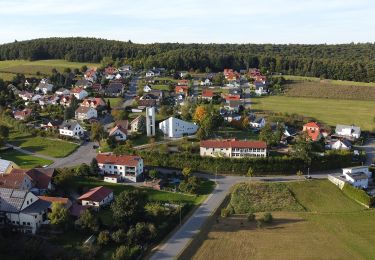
(97, 230), (110, 247)
(221, 208), (230, 218)
(342, 184), (375, 207)
(246, 212), (256, 222)
(111, 229), (127, 244)
(262, 212), (273, 223)
(256, 220), (264, 229)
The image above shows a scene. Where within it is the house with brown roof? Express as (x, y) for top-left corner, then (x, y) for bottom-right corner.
(200, 139), (267, 158)
(13, 108), (32, 120)
(108, 125), (128, 141)
(81, 98), (106, 109)
(38, 196), (72, 209)
(202, 89), (214, 100)
(70, 87), (88, 100)
(78, 186), (113, 208)
(96, 153), (144, 182)
(75, 106), (97, 120)
(175, 85), (190, 96)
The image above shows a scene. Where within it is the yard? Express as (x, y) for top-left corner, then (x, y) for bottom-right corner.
(8, 130), (79, 158)
(0, 149), (53, 169)
(188, 180), (375, 260)
(251, 96), (375, 131)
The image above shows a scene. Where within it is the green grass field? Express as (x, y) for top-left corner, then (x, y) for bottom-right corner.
(8, 130), (79, 158)
(0, 149), (53, 169)
(190, 180), (375, 260)
(0, 59), (99, 78)
(251, 96), (375, 130)
(279, 75), (375, 87)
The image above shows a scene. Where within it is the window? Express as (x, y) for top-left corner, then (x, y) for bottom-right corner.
(23, 222), (26, 225)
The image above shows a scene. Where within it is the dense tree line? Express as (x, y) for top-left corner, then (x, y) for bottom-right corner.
(2, 38), (375, 81)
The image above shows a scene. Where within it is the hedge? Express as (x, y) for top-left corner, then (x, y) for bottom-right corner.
(342, 184), (375, 207)
(138, 150), (357, 175)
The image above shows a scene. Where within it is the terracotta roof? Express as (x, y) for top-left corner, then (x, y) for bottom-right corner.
(70, 87), (84, 94)
(38, 196), (70, 205)
(175, 85), (189, 93)
(202, 89), (214, 97)
(304, 122), (321, 129)
(13, 108), (32, 118)
(26, 168), (54, 190)
(200, 139), (267, 149)
(81, 98), (106, 107)
(109, 125), (128, 136)
(225, 94), (240, 101)
(96, 153), (142, 167)
(0, 169), (30, 189)
(78, 186), (113, 202)
(306, 129), (321, 141)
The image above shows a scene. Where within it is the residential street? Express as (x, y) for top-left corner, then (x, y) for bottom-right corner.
(149, 172), (329, 260)
(360, 138), (375, 165)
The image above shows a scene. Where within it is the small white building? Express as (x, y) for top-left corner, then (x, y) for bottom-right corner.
(335, 125), (361, 140)
(104, 175), (121, 183)
(159, 117), (198, 138)
(143, 85), (153, 93)
(78, 186), (113, 208)
(329, 166), (372, 189)
(249, 117), (266, 129)
(108, 125), (127, 141)
(330, 140), (352, 150)
(59, 120), (84, 138)
(75, 106), (97, 121)
(200, 139), (267, 158)
(96, 153), (144, 182)
(35, 79), (53, 94)
(70, 87), (88, 100)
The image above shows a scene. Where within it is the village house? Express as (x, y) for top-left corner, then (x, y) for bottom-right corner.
(0, 188), (51, 234)
(60, 95), (72, 107)
(200, 79), (212, 86)
(329, 166), (372, 189)
(59, 120), (84, 138)
(75, 106), (97, 121)
(202, 89), (214, 100)
(75, 79), (93, 89)
(118, 65), (132, 72)
(335, 124), (361, 140)
(329, 139), (352, 150)
(303, 122), (322, 141)
(159, 117), (198, 138)
(55, 87), (70, 96)
(13, 108), (32, 120)
(40, 119), (63, 131)
(179, 71), (188, 78)
(96, 153), (144, 182)
(175, 85), (190, 96)
(130, 115), (146, 133)
(70, 87), (88, 100)
(84, 68), (97, 82)
(0, 159), (18, 175)
(146, 69), (161, 78)
(108, 124), (127, 141)
(38, 196), (72, 210)
(143, 85), (153, 93)
(81, 97), (106, 109)
(105, 82), (124, 97)
(35, 79), (53, 94)
(78, 186), (114, 209)
(200, 139), (267, 158)
(18, 91), (33, 101)
(249, 116), (266, 129)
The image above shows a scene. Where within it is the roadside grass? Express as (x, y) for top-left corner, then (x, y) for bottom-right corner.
(251, 96), (375, 130)
(0, 59), (99, 76)
(152, 84), (170, 91)
(105, 97), (123, 108)
(0, 149), (53, 169)
(8, 130), (79, 158)
(190, 180), (375, 260)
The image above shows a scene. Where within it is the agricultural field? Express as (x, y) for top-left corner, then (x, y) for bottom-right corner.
(279, 75), (375, 87)
(251, 96), (375, 130)
(0, 149), (53, 169)
(0, 59), (99, 78)
(189, 180), (374, 260)
(283, 80), (375, 100)
(8, 130), (79, 158)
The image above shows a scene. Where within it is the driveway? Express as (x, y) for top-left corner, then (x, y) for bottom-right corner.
(49, 141), (98, 168)
(149, 171), (328, 260)
(360, 138), (375, 165)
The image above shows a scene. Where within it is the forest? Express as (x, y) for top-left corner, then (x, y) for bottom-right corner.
(1, 37), (375, 82)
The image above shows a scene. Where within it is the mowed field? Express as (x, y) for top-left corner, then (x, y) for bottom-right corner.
(0, 150), (53, 169)
(0, 59), (99, 78)
(251, 96), (375, 130)
(190, 180), (375, 260)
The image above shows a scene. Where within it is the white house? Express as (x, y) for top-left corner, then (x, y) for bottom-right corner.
(159, 117), (198, 138)
(249, 117), (266, 129)
(75, 106), (97, 120)
(78, 186), (113, 208)
(200, 139), (267, 158)
(35, 79), (53, 94)
(0, 188), (51, 234)
(96, 153), (144, 182)
(330, 139), (352, 150)
(343, 171), (369, 189)
(330, 166), (372, 189)
(335, 125), (361, 140)
(255, 86), (268, 96)
(143, 85), (153, 93)
(146, 70), (160, 78)
(0, 159), (18, 175)
(70, 87), (88, 100)
(108, 125), (127, 141)
(59, 120), (84, 138)
(200, 79), (212, 86)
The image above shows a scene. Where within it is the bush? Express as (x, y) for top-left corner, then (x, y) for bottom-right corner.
(97, 230), (110, 247)
(111, 229), (127, 244)
(262, 212), (273, 223)
(111, 245), (141, 260)
(342, 184), (375, 207)
(246, 212), (255, 222)
(221, 208), (230, 218)
(256, 220), (264, 229)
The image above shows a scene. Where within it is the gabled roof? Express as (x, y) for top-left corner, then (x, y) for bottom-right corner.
(304, 122), (321, 129)
(78, 186), (113, 202)
(202, 89), (214, 97)
(109, 125), (128, 136)
(59, 120), (80, 130)
(0, 169), (31, 189)
(105, 83), (124, 93)
(335, 124), (361, 135)
(70, 87), (85, 94)
(200, 139), (267, 149)
(38, 196), (70, 206)
(26, 168), (54, 190)
(96, 153), (142, 167)
(75, 106), (96, 114)
(0, 188), (28, 213)
(0, 159), (14, 174)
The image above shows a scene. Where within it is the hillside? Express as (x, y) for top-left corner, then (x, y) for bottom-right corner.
(1, 38), (375, 81)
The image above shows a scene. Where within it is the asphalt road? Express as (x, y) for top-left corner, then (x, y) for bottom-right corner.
(361, 138), (375, 165)
(149, 172), (328, 260)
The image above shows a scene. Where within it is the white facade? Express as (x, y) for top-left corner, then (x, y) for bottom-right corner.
(109, 128), (127, 141)
(75, 107), (97, 120)
(249, 118), (266, 129)
(59, 122), (84, 138)
(104, 176), (119, 183)
(200, 146), (267, 158)
(97, 156), (144, 183)
(159, 117), (198, 138)
(342, 166), (372, 178)
(331, 140), (351, 150)
(81, 193), (113, 208)
(335, 125), (361, 139)
(343, 172), (369, 189)
(72, 89), (88, 100)
(146, 107), (156, 137)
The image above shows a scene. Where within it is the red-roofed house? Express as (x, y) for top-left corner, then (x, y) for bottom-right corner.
(303, 122), (322, 141)
(96, 153), (144, 182)
(13, 108), (32, 120)
(178, 79), (189, 86)
(202, 89), (214, 100)
(78, 186), (113, 208)
(200, 139), (267, 158)
(175, 85), (190, 96)
(81, 98), (106, 109)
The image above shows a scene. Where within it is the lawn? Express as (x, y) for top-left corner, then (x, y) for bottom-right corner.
(279, 75), (375, 87)
(0, 149), (53, 169)
(251, 96), (375, 130)
(0, 59), (99, 77)
(105, 97), (123, 108)
(189, 180), (375, 260)
(8, 130), (79, 158)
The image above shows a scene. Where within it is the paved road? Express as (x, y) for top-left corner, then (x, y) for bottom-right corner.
(360, 138), (375, 165)
(149, 172), (328, 260)
(49, 141), (98, 168)
(123, 76), (139, 107)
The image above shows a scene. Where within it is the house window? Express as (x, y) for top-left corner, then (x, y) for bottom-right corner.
(23, 222), (26, 225)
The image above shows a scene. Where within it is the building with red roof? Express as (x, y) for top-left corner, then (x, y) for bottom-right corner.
(175, 85), (190, 96)
(303, 122), (322, 141)
(78, 186), (114, 208)
(96, 153), (144, 182)
(202, 89), (214, 100)
(13, 108), (32, 120)
(200, 139), (267, 158)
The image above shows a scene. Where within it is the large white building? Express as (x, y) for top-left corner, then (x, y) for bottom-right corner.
(75, 106), (97, 121)
(0, 188), (50, 234)
(329, 166), (372, 189)
(200, 139), (267, 158)
(146, 107), (156, 137)
(159, 117), (198, 138)
(96, 153), (144, 182)
(59, 120), (84, 138)
(335, 125), (361, 140)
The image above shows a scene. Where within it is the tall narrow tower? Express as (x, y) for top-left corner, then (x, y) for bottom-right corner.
(146, 106), (156, 137)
